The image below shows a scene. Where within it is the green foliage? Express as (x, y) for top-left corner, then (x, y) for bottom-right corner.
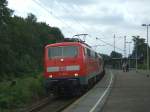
(0, 0), (13, 25)
(26, 13), (37, 23)
(131, 36), (150, 69)
(110, 51), (122, 58)
(0, 1), (64, 78)
(109, 51), (122, 69)
(0, 0), (64, 111)
(0, 74), (45, 110)
(100, 53), (111, 61)
(132, 36), (147, 59)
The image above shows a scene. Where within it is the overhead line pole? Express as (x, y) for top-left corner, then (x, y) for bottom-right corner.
(124, 36), (127, 58)
(147, 25), (149, 73)
(114, 34), (115, 52)
(126, 42), (132, 69)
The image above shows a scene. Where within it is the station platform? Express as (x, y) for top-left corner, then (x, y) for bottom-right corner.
(102, 70), (150, 112)
(63, 70), (114, 112)
(63, 70), (150, 112)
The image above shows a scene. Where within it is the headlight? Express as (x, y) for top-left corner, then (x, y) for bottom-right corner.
(74, 73), (79, 77)
(49, 75), (53, 78)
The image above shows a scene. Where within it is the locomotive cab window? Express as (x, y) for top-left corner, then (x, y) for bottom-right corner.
(95, 53), (98, 58)
(63, 46), (78, 57)
(85, 48), (96, 58)
(48, 47), (62, 58)
(87, 48), (91, 57)
(48, 46), (78, 58)
(91, 51), (95, 58)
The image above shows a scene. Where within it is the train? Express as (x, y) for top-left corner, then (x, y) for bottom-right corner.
(44, 40), (105, 96)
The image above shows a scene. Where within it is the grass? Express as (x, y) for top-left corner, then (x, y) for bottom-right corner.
(0, 73), (46, 111)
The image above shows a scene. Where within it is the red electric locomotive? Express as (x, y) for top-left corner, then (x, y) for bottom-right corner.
(44, 41), (105, 95)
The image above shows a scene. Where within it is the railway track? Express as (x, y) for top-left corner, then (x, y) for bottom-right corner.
(35, 97), (77, 112)
(22, 95), (78, 112)
(22, 73), (105, 112)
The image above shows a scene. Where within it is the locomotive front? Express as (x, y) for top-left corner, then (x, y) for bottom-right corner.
(44, 42), (84, 95)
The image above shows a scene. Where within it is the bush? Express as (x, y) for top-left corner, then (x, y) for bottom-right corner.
(0, 73), (45, 110)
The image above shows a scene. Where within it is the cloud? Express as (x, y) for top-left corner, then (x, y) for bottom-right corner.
(60, 12), (125, 26)
(40, 0), (98, 6)
(7, 0), (150, 55)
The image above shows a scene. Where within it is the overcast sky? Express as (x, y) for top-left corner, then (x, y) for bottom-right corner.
(7, 0), (150, 56)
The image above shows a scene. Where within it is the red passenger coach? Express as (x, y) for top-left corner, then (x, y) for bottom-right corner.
(44, 41), (105, 95)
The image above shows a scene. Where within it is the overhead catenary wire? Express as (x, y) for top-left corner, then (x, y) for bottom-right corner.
(70, 3), (112, 38)
(60, 4), (88, 33)
(96, 37), (124, 52)
(32, 0), (124, 54)
(32, 0), (75, 35)
(37, 0), (91, 39)
(34, 0), (110, 40)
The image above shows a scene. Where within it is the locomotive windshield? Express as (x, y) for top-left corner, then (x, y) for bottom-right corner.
(48, 46), (78, 58)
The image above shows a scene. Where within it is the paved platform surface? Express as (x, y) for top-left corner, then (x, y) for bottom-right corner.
(102, 70), (150, 112)
(63, 70), (114, 112)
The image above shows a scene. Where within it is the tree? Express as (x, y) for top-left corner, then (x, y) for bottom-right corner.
(132, 36), (147, 59)
(110, 51), (122, 69)
(0, 10), (64, 78)
(0, 0), (13, 25)
(131, 36), (149, 69)
(26, 13), (37, 23)
(49, 27), (64, 41)
(0, 0), (13, 76)
(110, 51), (122, 58)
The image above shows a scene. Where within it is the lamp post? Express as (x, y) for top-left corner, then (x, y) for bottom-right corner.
(142, 24), (150, 73)
(113, 34), (122, 52)
(114, 34), (115, 52)
(124, 36), (127, 58)
(126, 42), (132, 69)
